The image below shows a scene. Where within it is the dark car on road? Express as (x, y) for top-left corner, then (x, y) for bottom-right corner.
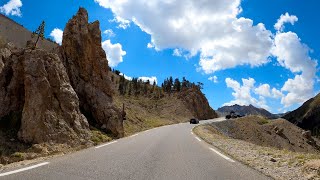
(190, 118), (199, 124)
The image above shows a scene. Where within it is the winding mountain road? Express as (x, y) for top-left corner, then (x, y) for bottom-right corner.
(1, 118), (270, 180)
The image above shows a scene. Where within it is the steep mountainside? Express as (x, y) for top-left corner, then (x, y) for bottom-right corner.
(283, 93), (320, 135)
(217, 104), (276, 119)
(0, 14), (57, 51)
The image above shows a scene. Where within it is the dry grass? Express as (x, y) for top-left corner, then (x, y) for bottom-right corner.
(114, 94), (192, 136)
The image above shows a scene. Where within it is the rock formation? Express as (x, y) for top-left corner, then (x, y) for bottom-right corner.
(0, 48), (91, 144)
(60, 8), (124, 137)
(178, 88), (217, 120)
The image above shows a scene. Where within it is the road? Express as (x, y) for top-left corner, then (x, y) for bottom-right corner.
(0, 118), (270, 180)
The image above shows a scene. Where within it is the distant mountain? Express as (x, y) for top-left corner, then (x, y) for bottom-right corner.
(217, 104), (277, 119)
(283, 93), (320, 135)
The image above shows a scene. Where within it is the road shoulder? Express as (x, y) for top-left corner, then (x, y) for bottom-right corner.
(193, 124), (320, 180)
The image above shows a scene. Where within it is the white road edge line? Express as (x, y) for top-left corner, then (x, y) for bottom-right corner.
(210, 148), (235, 163)
(195, 137), (202, 142)
(130, 134), (138, 138)
(0, 162), (49, 177)
(191, 132), (194, 135)
(95, 141), (117, 149)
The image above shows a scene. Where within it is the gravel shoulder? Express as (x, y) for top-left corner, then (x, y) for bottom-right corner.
(194, 124), (320, 180)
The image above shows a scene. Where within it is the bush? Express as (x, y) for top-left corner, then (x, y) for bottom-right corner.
(226, 115), (231, 119)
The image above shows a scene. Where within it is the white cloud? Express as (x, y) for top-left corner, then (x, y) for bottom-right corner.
(138, 76), (157, 85)
(94, 0), (273, 73)
(272, 31), (317, 107)
(147, 43), (154, 49)
(271, 88), (284, 99)
(0, 0), (22, 17)
(104, 29), (115, 37)
(102, 40), (126, 67)
(208, 76), (218, 83)
(50, 28), (63, 45)
(109, 16), (130, 29)
(119, 73), (132, 81)
(274, 12), (298, 32)
(254, 84), (271, 97)
(224, 77), (269, 110)
(173, 49), (182, 57)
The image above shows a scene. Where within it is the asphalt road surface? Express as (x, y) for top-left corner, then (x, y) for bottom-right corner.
(0, 118), (271, 180)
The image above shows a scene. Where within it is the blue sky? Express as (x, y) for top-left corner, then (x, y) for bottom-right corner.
(1, 0), (319, 113)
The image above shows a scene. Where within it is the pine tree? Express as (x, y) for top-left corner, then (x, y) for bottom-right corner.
(31, 21), (45, 49)
(174, 78), (181, 91)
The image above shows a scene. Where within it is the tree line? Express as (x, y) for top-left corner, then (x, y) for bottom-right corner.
(111, 69), (203, 98)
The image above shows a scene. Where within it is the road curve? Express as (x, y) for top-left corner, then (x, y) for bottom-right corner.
(1, 118), (270, 180)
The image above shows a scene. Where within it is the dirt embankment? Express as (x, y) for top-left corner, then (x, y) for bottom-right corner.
(194, 116), (320, 180)
(211, 116), (320, 153)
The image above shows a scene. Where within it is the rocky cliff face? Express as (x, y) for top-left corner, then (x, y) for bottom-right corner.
(60, 8), (123, 137)
(178, 88), (217, 120)
(0, 48), (91, 145)
(283, 93), (320, 135)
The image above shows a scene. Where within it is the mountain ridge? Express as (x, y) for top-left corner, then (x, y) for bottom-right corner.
(217, 104), (278, 119)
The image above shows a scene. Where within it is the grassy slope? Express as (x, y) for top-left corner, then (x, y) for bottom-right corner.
(114, 94), (193, 136)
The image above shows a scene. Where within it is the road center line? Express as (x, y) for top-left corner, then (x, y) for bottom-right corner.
(0, 162), (49, 177)
(195, 137), (202, 142)
(210, 148), (235, 163)
(95, 141), (117, 149)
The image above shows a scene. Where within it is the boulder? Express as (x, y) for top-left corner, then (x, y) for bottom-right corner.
(60, 8), (124, 137)
(0, 48), (91, 145)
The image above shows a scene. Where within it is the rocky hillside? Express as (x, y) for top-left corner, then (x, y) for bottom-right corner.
(283, 93), (320, 135)
(0, 14), (57, 51)
(110, 73), (218, 135)
(217, 104), (276, 119)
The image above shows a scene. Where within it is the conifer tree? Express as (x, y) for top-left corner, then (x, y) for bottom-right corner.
(31, 21), (45, 49)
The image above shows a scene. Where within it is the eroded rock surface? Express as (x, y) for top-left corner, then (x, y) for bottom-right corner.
(0, 48), (91, 145)
(61, 8), (123, 137)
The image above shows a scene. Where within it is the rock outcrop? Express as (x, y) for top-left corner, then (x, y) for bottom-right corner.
(61, 8), (124, 137)
(0, 48), (91, 145)
(178, 88), (217, 120)
(0, 42), (14, 73)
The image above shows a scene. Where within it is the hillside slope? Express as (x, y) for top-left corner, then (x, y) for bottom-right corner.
(283, 93), (320, 135)
(217, 104), (276, 119)
(110, 73), (218, 135)
(210, 116), (320, 153)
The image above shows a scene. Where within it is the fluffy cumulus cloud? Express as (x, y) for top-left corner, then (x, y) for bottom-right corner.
(94, 1), (318, 109)
(274, 12), (298, 32)
(102, 40), (126, 67)
(208, 76), (218, 83)
(138, 76), (157, 85)
(224, 77), (270, 110)
(50, 28), (63, 45)
(94, 0), (273, 73)
(0, 0), (22, 16)
(272, 31), (317, 107)
(254, 84), (271, 97)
